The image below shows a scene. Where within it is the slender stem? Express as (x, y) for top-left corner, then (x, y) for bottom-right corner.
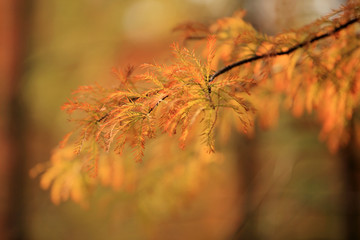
(148, 95), (169, 114)
(209, 17), (359, 83)
(97, 17), (359, 120)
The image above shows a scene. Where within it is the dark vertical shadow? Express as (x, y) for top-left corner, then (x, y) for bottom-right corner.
(0, 0), (33, 239)
(340, 115), (359, 240)
(232, 134), (260, 240)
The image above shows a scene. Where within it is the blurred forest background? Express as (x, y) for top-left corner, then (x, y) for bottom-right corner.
(0, 0), (354, 239)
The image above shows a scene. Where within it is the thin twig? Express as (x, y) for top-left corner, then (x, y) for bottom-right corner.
(209, 17), (359, 83)
(96, 113), (108, 123)
(148, 95), (169, 114)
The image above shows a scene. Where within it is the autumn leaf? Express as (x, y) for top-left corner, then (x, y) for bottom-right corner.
(32, 1), (360, 206)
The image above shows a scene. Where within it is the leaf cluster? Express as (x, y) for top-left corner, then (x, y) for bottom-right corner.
(32, 1), (360, 205)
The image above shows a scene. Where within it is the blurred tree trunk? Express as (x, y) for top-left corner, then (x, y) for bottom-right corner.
(0, 0), (30, 239)
(341, 116), (360, 240)
(233, 135), (260, 240)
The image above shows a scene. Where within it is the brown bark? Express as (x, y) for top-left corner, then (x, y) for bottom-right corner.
(341, 117), (360, 240)
(233, 136), (260, 240)
(0, 0), (30, 239)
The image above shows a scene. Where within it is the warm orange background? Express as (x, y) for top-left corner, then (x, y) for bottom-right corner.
(0, 0), (348, 239)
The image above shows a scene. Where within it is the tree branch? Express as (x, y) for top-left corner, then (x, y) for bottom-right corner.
(209, 17), (359, 83)
(97, 17), (359, 120)
(148, 95), (168, 114)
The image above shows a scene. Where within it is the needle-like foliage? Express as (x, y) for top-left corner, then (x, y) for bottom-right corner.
(32, 1), (360, 205)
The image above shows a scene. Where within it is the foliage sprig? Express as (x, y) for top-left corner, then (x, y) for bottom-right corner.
(31, 1), (360, 205)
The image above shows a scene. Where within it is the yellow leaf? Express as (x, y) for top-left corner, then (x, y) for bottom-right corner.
(98, 155), (111, 186)
(292, 93), (304, 117)
(50, 176), (67, 205)
(40, 165), (63, 190)
(206, 35), (216, 73)
(256, 41), (274, 55)
(70, 178), (85, 204)
(112, 158), (124, 190)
